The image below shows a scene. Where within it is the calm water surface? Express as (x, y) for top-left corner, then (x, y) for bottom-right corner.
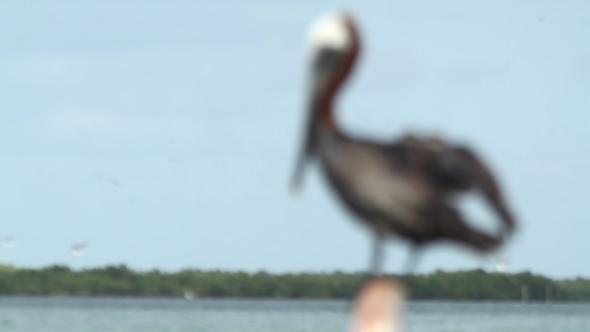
(0, 297), (588, 332)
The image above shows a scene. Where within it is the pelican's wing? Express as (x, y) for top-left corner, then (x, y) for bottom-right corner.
(433, 146), (516, 236)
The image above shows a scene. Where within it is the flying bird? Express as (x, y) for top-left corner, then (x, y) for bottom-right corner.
(2, 236), (15, 248)
(72, 243), (87, 257)
(495, 258), (510, 273)
(292, 12), (516, 274)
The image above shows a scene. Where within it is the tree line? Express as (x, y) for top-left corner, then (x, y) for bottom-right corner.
(0, 264), (588, 301)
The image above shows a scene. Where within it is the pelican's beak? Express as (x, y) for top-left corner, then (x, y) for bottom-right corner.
(290, 48), (345, 194)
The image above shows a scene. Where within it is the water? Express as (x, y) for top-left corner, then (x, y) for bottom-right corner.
(0, 297), (588, 332)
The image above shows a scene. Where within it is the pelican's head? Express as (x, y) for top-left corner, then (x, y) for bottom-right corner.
(291, 12), (361, 193)
(307, 12), (356, 56)
(306, 12), (360, 104)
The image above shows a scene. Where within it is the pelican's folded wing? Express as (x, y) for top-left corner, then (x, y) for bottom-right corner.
(433, 146), (516, 236)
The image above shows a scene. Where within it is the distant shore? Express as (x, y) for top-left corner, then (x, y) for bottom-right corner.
(1, 264), (588, 301)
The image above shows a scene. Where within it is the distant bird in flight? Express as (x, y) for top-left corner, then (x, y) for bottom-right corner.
(94, 174), (121, 187)
(2, 236), (15, 248)
(292, 12), (516, 274)
(495, 258), (509, 273)
(72, 243), (87, 257)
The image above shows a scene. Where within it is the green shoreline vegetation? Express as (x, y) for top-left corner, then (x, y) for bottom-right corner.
(0, 264), (588, 301)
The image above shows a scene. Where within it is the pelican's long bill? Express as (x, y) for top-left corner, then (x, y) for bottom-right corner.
(351, 277), (405, 332)
(291, 13), (356, 193)
(291, 49), (346, 193)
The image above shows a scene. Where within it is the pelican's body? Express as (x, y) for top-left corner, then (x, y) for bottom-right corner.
(318, 128), (510, 247)
(293, 13), (516, 274)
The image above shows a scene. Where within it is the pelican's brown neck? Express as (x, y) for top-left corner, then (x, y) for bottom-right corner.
(290, 13), (360, 192)
(317, 16), (360, 128)
(316, 97), (336, 127)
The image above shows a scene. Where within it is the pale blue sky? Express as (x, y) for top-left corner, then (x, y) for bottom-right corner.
(1, 1), (589, 278)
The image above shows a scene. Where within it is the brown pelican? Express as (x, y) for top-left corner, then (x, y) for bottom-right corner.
(292, 12), (516, 274)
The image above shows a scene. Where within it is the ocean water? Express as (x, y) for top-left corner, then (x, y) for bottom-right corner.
(0, 297), (589, 332)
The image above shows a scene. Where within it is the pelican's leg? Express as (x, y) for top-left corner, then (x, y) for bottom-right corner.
(369, 232), (385, 276)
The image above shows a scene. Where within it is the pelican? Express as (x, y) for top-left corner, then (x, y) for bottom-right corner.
(292, 12), (516, 274)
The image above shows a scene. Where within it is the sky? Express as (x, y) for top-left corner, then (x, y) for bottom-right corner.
(0, 1), (589, 278)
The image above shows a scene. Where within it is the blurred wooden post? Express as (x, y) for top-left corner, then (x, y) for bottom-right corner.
(545, 285), (552, 304)
(352, 277), (405, 332)
(521, 285), (529, 303)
